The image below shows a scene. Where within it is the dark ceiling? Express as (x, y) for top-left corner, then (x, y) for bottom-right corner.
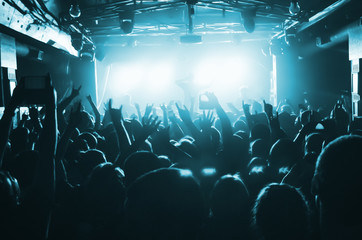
(43, 0), (347, 46)
(2, 0), (360, 53)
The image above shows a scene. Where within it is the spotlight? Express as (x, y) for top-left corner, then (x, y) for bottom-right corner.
(119, 12), (135, 34)
(289, 0), (300, 15)
(69, 1), (81, 18)
(71, 32), (83, 51)
(243, 18), (255, 33)
(80, 43), (95, 62)
(95, 45), (106, 62)
(241, 10), (256, 33)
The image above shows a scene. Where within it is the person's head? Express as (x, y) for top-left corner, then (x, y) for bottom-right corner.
(234, 120), (249, 133)
(248, 157), (267, 172)
(305, 133), (324, 155)
(312, 135), (362, 239)
(250, 124), (270, 142)
(158, 155), (172, 168)
(0, 171), (20, 212)
(9, 150), (38, 192)
(125, 168), (205, 239)
(9, 127), (29, 155)
(78, 132), (98, 149)
(65, 138), (89, 162)
(123, 151), (162, 186)
(0, 171), (20, 235)
(251, 101), (263, 114)
(300, 110), (312, 127)
(268, 138), (298, 169)
(252, 183), (310, 240)
(331, 104), (349, 135)
(209, 126), (221, 149)
(82, 162), (126, 224)
(78, 110), (95, 132)
(175, 137), (199, 159)
(78, 149), (107, 180)
(251, 139), (269, 160)
(234, 130), (249, 141)
(348, 117), (362, 133)
(211, 174), (250, 221)
(280, 104), (293, 115)
(303, 151), (319, 167)
(229, 134), (250, 170)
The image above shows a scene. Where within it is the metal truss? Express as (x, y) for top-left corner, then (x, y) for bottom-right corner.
(62, 0), (298, 39)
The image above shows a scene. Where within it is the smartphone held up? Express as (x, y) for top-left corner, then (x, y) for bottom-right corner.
(17, 74), (53, 106)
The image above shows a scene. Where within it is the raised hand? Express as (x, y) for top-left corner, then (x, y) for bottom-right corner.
(199, 110), (215, 130)
(205, 92), (220, 108)
(263, 100), (273, 119)
(154, 126), (170, 145)
(29, 106), (43, 131)
(86, 94), (92, 103)
(269, 111), (280, 130)
(29, 107), (39, 120)
(242, 100), (251, 115)
(107, 99), (123, 123)
(6, 86), (24, 113)
(141, 115), (161, 137)
(22, 112), (29, 121)
(144, 104), (154, 118)
(160, 104), (167, 113)
(68, 101), (82, 128)
(176, 103), (192, 123)
(135, 103), (140, 112)
(70, 85), (82, 99)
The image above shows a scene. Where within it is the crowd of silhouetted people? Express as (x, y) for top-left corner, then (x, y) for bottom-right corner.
(1, 84), (362, 240)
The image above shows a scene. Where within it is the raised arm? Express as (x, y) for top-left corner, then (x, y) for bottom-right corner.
(242, 100), (254, 130)
(29, 106), (43, 133)
(86, 94), (101, 130)
(263, 100), (283, 143)
(0, 87), (23, 168)
(206, 92), (233, 146)
(176, 103), (202, 142)
(160, 104), (169, 128)
(55, 102), (82, 185)
(227, 102), (242, 116)
(31, 85), (57, 239)
(108, 100), (132, 162)
(134, 103), (142, 121)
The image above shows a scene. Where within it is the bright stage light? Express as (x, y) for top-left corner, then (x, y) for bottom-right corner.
(103, 45), (270, 107)
(110, 64), (143, 94)
(194, 57), (252, 102)
(108, 61), (177, 105)
(146, 63), (174, 93)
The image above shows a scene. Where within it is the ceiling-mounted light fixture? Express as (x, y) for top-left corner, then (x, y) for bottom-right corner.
(71, 32), (83, 51)
(119, 12), (135, 34)
(80, 43), (95, 62)
(69, 0), (81, 18)
(241, 9), (256, 33)
(289, 0), (300, 15)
